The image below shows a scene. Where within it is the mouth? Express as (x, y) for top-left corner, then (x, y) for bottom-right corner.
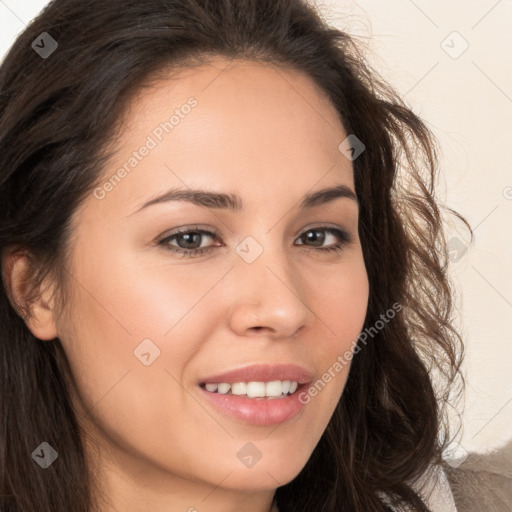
(196, 363), (313, 424)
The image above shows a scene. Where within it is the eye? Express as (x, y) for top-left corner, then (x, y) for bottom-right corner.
(295, 226), (353, 254)
(158, 226), (222, 258)
(157, 225), (353, 258)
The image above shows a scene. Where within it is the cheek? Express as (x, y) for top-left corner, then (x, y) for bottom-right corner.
(54, 239), (205, 425)
(295, 249), (369, 410)
(56, 261), (217, 473)
(310, 249), (369, 353)
(56, 244), (236, 441)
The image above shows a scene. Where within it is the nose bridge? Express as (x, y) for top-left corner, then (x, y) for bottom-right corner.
(236, 227), (292, 290)
(227, 229), (310, 337)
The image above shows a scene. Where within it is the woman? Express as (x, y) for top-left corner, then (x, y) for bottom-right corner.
(0, 0), (469, 511)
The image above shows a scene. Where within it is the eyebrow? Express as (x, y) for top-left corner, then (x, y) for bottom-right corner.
(131, 183), (358, 215)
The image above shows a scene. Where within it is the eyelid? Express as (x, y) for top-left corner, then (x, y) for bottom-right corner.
(159, 223), (352, 243)
(158, 224), (221, 241)
(297, 222), (349, 235)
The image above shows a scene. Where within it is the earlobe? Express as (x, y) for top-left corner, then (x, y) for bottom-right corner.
(1, 249), (59, 341)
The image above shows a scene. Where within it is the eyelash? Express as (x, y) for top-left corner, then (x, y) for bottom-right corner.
(157, 225), (353, 258)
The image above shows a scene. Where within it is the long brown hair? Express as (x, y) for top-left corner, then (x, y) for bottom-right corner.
(0, 1), (469, 510)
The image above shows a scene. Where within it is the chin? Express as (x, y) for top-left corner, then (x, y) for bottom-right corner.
(217, 456), (309, 491)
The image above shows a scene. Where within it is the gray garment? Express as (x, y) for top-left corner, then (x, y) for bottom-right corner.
(443, 440), (512, 512)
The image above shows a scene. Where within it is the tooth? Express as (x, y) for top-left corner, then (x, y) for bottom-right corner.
(246, 381), (266, 398)
(265, 380), (283, 397)
(217, 383), (231, 394)
(231, 382), (247, 395)
(204, 380), (299, 397)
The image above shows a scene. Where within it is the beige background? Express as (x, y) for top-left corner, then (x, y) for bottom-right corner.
(1, 0), (511, 457)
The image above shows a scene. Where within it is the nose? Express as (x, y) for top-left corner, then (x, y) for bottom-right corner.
(226, 240), (311, 340)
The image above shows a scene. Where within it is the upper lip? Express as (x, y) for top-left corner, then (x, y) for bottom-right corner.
(199, 363), (313, 385)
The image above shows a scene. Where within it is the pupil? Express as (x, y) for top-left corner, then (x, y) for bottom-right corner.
(304, 229), (324, 246)
(180, 232), (201, 249)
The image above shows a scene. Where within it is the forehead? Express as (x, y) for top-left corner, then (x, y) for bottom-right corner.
(127, 56), (344, 131)
(82, 57), (354, 222)
(118, 56), (348, 162)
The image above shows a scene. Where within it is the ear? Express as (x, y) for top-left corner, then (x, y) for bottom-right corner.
(1, 249), (59, 341)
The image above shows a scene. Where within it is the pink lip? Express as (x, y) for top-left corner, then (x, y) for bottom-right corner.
(198, 363), (313, 385)
(196, 364), (313, 425)
(198, 383), (310, 425)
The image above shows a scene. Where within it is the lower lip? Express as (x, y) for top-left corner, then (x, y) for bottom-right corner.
(198, 384), (309, 425)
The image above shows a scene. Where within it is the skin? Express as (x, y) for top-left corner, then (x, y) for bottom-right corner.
(6, 58), (369, 512)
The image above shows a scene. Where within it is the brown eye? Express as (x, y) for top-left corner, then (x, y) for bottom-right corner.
(295, 227), (352, 252)
(158, 228), (221, 258)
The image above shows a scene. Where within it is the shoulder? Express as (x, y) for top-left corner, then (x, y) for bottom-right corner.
(442, 440), (512, 512)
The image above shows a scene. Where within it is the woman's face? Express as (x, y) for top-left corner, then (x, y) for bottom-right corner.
(52, 58), (369, 509)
